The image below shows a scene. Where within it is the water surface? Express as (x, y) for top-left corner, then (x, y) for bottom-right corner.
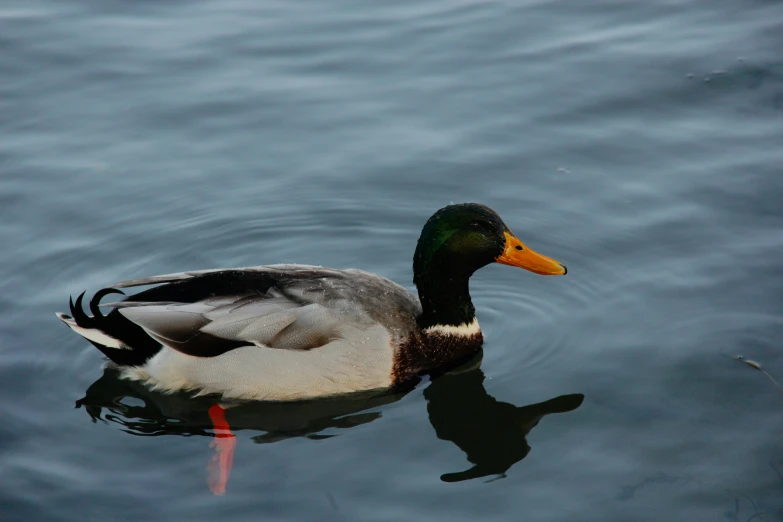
(1, 0), (783, 520)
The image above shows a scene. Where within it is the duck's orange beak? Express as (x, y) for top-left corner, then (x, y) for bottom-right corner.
(496, 232), (567, 276)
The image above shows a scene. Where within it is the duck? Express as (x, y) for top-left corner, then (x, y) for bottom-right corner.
(57, 203), (566, 402)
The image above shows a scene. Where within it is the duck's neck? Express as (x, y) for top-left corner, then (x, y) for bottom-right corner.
(414, 269), (478, 331)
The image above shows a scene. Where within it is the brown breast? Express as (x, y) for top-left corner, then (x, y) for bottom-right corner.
(391, 329), (484, 386)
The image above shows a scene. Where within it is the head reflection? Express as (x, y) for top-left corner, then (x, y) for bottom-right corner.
(425, 363), (584, 482)
(78, 357), (583, 492)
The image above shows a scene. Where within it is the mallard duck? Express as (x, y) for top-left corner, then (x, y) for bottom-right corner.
(57, 203), (566, 401)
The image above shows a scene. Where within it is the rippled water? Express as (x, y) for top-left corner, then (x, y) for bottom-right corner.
(2, 0), (783, 520)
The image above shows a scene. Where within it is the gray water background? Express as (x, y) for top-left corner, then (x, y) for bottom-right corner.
(1, 0), (783, 520)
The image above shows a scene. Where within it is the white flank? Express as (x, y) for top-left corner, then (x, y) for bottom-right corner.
(424, 318), (481, 336)
(119, 324), (396, 401)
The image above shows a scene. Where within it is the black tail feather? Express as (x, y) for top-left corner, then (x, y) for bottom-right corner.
(71, 292), (94, 327)
(67, 288), (162, 366)
(89, 288), (125, 318)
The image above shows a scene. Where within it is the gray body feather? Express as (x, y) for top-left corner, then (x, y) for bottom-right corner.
(103, 265), (423, 401)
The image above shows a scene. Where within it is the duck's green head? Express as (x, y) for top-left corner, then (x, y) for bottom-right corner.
(413, 203), (566, 328)
(413, 203), (566, 281)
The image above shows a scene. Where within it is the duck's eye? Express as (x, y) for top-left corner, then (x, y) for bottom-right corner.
(515, 245), (523, 251)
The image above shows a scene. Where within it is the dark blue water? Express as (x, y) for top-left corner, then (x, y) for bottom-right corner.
(2, 0), (783, 520)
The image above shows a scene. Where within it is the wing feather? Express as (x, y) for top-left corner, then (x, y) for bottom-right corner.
(210, 309), (298, 343)
(111, 264), (323, 289)
(112, 269), (223, 288)
(117, 295), (355, 356)
(102, 265), (420, 358)
(118, 306), (210, 343)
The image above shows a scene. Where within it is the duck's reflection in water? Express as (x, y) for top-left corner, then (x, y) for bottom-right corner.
(77, 354), (583, 493)
(425, 364), (584, 482)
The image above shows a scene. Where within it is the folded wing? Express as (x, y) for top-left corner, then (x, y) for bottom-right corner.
(111, 292), (353, 357)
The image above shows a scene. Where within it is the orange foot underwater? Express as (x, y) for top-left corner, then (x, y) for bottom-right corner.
(207, 404), (236, 495)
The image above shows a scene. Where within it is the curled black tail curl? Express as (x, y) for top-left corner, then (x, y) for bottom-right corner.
(65, 288), (162, 366)
(89, 287), (125, 319)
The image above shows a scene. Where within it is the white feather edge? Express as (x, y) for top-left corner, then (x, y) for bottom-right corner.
(55, 313), (128, 349)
